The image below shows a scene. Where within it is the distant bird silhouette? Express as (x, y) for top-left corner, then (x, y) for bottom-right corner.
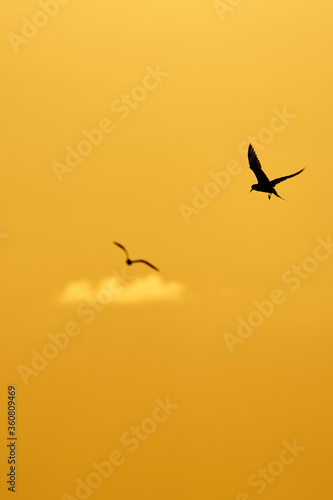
(248, 144), (305, 200)
(113, 242), (159, 271)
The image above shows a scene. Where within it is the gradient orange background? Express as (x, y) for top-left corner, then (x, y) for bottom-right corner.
(1, 1), (333, 499)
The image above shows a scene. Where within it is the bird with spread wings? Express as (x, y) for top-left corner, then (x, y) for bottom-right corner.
(113, 242), (159, 271)
(248, 143), (305, 200)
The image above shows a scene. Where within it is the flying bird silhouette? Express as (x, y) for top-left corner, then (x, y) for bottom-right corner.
(248, 144), (305, 200)
(113, 242), (159, 271)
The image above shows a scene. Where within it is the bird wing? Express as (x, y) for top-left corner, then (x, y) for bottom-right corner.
(113, 241), (130, 260)
(132, 260), (159, 271)
(270, 168), (305, 186)
(248, 144), (270, 183)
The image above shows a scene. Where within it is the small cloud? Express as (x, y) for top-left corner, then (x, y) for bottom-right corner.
(57, 280), (95, 304)
(115, 275), (185, 304)
(57, 274), (186, 305)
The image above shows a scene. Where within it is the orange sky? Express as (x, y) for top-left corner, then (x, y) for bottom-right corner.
(1, 1), (333, 499)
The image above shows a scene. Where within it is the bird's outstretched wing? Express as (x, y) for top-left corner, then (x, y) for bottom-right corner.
(270, 168), (305, 186)
(113, 241), (130, 260)
(248, 144), (270, 183)
(132, 260), (159, 271)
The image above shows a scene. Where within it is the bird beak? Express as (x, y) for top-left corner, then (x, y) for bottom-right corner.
(250, 188), (252, 193)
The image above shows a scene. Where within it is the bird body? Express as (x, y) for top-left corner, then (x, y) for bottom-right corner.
(248, 144), (305, 200)
(113, 242), (159, 271)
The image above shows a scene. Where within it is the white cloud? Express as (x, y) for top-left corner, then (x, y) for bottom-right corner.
(114, 275), (185, 304)
(57, 274), (186, 305)
(58, 279), (94, 303)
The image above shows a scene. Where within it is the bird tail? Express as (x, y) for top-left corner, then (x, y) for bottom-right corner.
(272, 189), (286, 201)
